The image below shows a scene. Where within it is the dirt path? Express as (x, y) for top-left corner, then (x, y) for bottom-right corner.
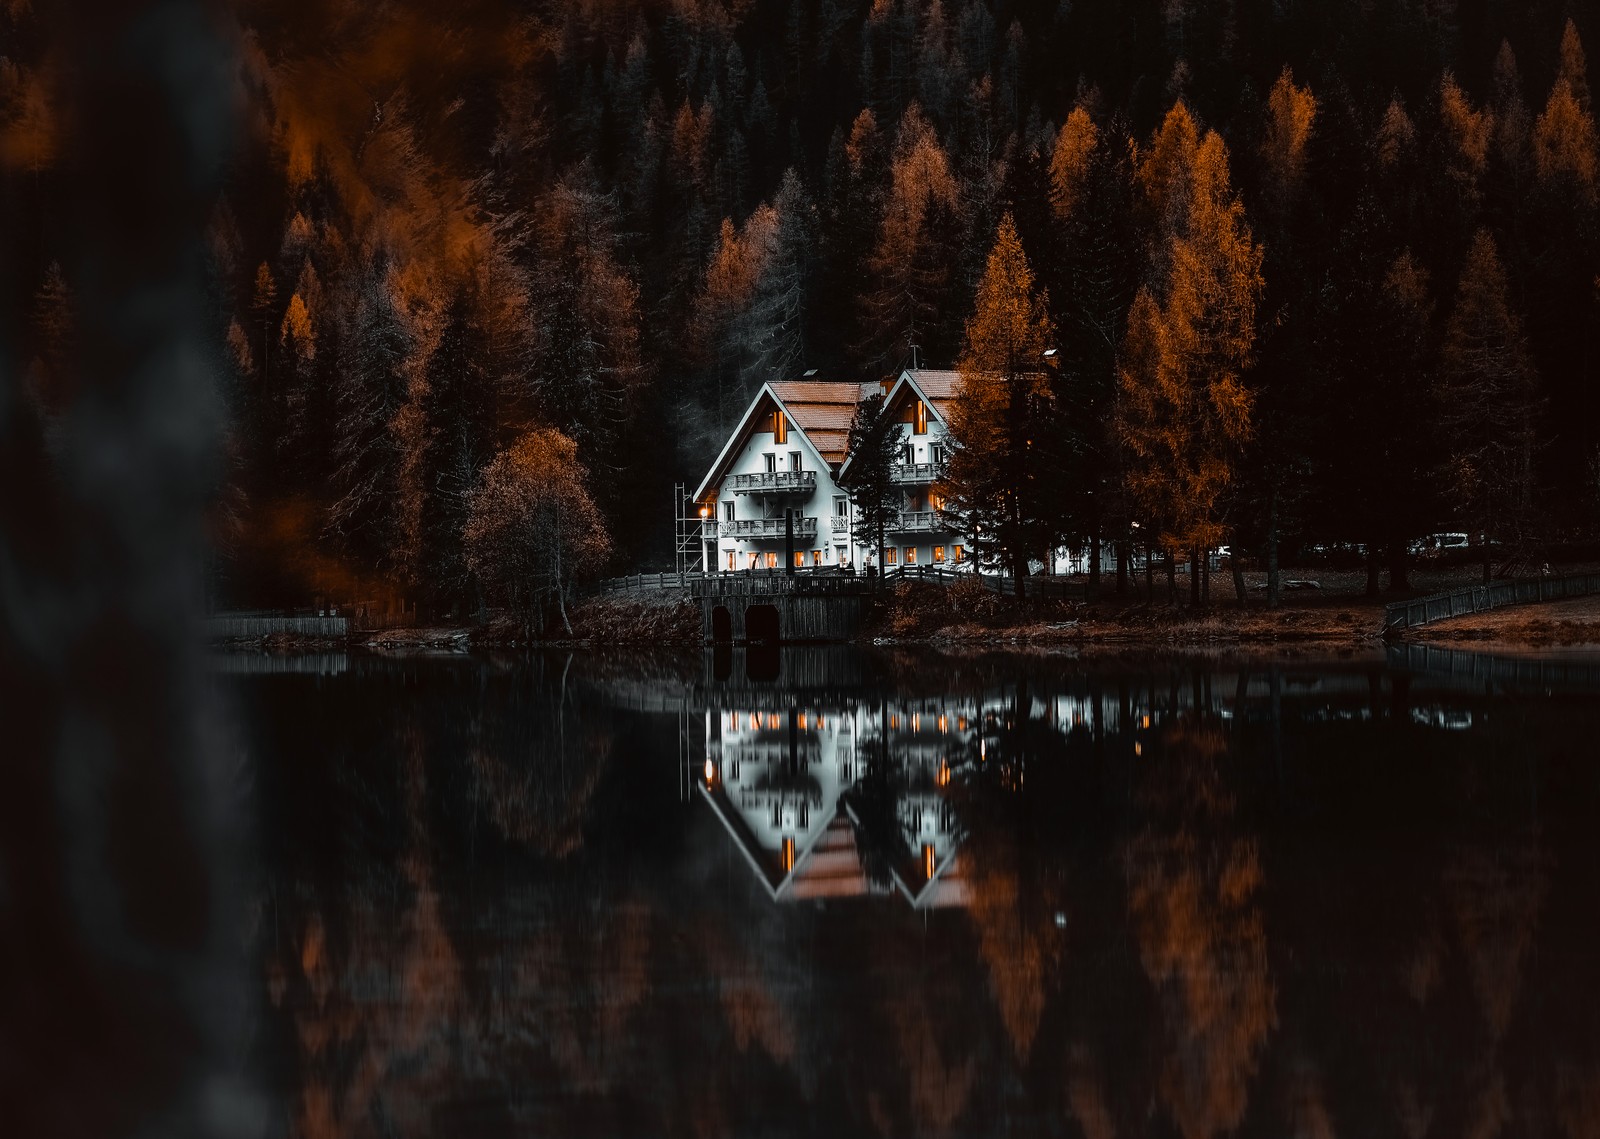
(1408, 594), (1600, 652)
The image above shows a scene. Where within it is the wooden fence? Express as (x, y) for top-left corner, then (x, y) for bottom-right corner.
(595, 565), (1091, 601)
(1382, 571), (1600, 634)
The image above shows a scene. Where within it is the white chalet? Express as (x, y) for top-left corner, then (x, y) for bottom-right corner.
(692, 369), (973, 572)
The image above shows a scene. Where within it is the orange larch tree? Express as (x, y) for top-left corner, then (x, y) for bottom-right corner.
(1116, 103), (1263, 602)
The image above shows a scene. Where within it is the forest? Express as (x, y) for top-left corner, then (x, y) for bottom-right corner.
(3, 0), (1597, 612)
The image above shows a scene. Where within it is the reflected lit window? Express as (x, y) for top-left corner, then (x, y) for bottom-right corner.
(923, 843), (936, 879)
(797, 713), (807, 730)
(782, 837), (796, 871)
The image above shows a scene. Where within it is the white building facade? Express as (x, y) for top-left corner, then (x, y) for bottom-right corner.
(692, 369), (975, 572)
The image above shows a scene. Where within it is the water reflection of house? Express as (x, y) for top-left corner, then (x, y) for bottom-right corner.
(699, 701), (976, 907)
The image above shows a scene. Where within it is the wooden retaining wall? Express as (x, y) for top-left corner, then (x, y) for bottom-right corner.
(703, 594), (868, 643)
(1382, 572), (1600, 634)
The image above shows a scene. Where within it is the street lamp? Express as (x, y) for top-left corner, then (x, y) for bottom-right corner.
(699, 505), (711, 573)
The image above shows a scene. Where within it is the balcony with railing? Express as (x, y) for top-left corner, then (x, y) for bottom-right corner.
(728, 470), (817, 495)
(887, 511), (949, 534)
(891, 462), (944, 485)
(721, 517), (819, 539)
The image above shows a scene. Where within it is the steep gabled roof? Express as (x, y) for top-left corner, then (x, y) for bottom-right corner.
(836, 367), (965, 483)
(901, 368), (963, 423)
(692, 377), (875, 502)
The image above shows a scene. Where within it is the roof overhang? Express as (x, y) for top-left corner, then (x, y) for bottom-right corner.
(836, 369), (953, 484)
(692, 382), (842, 504)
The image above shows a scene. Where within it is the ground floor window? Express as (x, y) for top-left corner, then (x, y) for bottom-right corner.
(748, 552), (759, 570)
(836, 546), (847, 565)
(953, 545), (965, 562)
(885, 547), (898, 565)
(811, 549), (822, 566)
(726, 550), (735, 570)
(904, 546), (917, 565)
(793, 551), (806, 568)
(765, 551), (778, 569)
(933, 545), (945, 563)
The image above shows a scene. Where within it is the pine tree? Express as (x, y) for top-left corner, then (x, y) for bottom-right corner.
(860, 103), (961, 370)
(329, 262), (411, 574)
(944, 214), (1059, 593)
(841, 392), (902, 572)
(1437, 230), (1541, 580)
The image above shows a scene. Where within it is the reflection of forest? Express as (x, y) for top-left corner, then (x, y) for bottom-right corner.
(247, 653), (1600, 1138)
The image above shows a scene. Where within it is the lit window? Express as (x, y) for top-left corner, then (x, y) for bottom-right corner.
(765, 552), (778, 569)
(937, 715), (947, 732)
(953, 545), (965, 562)
(905, 547), (917, 564)
(811, 550), (822, 566)
(933, 546), (945, 563)
(797, 714), (807, 730)
(782, 837), (796, 872)
(793, 551), (806, 568)
(726, 551), (735, 570)
(748, 553), (759, 570)
(774, 414), (787, 444)
(914, 399), (927, 435)
(885, 547), (898, 565)
(890, 715), (899, 729)
(923, 843), (936, 879)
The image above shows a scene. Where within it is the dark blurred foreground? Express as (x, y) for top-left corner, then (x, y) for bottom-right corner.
(0, 4), (258, 1137)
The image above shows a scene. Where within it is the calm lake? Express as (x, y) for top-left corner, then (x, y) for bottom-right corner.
(224, 644), (1600, 1138)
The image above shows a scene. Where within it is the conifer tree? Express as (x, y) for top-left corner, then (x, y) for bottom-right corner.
(1437, 230), (1541, 581)
(1117, 105), (1263, 603)
(860, 103), (961, 370)
(842, 392), (902, 573)
(944, 214), (1059, 593)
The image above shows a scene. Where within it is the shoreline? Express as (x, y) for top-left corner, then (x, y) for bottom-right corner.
(209, 584), (1600, 657)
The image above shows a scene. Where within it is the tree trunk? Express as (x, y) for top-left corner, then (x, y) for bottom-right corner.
(1165, 549), (1176, 603)
(1089, 516), (1101, 592)
(1388, 538), (1410, 593)
(1190, 545), (1201, 606)
(1203, 547), (1211, 604)
(1116, 539), (1129, 597)
(1231, 547), (1247, 605)
(1144, 540), (1153, 601)
(1266, 491), (1281, 609)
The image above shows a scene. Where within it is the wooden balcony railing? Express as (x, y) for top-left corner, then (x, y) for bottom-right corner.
(721, 517), (820, 539)
(728, 470), (816, 495)
(891, 462), (943, 484)
(886, 511), (948, 534)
